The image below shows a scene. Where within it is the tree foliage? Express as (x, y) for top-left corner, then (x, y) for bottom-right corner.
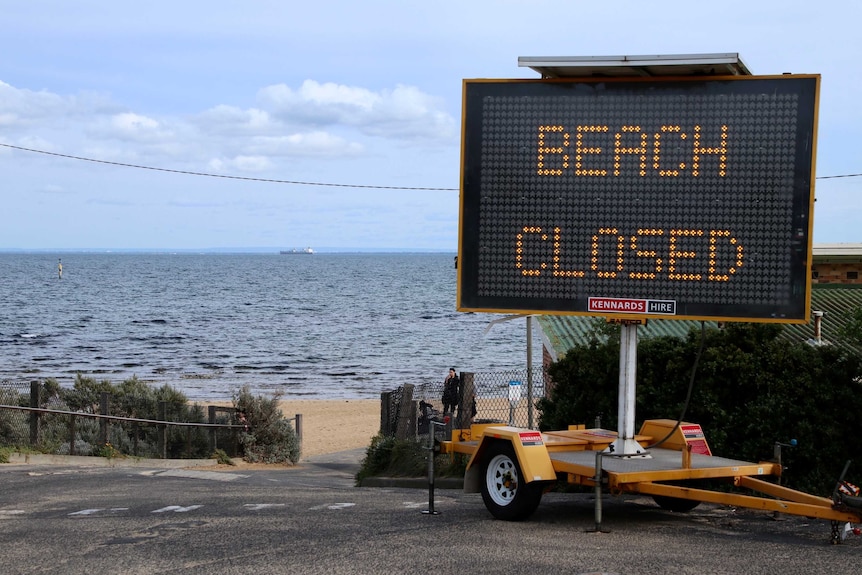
(538, 323), (862, 494)
(840, 306), (862, 347)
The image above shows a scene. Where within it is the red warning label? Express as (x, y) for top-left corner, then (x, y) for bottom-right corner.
(588, 297), (647, 313)
(519, 431), (543, 446)
(680, 424), (712, 455)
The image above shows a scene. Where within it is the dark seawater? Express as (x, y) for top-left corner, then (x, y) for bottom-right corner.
(0, 253), (540, 400)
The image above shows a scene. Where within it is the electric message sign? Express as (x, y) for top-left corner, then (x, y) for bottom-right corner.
(457, 75), (819, 322)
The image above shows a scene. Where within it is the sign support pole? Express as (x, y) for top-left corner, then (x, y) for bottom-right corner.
(607, 323), (649, 457)
(526, 316), (534, 429)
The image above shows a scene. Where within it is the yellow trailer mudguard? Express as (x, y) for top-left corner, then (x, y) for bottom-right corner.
(464, 426), (556, 494)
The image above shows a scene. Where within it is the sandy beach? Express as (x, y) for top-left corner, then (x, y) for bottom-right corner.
(204, 395), (541, 463)
(285, 399), (380, 458)
(207, 398), (381, 460)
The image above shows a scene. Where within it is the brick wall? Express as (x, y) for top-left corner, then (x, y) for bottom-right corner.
(812, 262), (862, 285)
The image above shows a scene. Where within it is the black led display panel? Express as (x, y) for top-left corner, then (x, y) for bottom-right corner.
(458, 75), (819, 322)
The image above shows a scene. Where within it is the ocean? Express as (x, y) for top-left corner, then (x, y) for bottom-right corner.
(0, 252), (541, 400)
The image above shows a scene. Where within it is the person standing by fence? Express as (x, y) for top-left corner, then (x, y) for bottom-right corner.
(441, 367), (459, 415)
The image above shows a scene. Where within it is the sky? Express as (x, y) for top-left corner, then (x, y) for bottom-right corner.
(1, 1), (860, 251)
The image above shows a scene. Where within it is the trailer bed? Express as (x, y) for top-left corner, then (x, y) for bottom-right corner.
(443, 423), (862, 529)
(549, 447), (775, 486)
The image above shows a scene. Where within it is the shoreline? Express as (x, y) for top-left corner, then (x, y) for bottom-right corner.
(202, 395), (542, 460)
(206, 398), (380, 459)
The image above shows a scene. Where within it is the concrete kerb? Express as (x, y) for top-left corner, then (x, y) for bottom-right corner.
(2, 449), (467, 490)
(3, 452), (231, 469)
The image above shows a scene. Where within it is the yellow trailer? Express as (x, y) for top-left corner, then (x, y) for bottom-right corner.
(440, 419), (862, 543)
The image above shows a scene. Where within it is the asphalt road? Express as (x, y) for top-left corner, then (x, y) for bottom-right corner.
(1, 453), (859, 575)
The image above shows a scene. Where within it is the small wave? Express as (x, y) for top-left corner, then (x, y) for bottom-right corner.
(181, 373), (218, 380)
(19, 333), (40, 339)
(197, 363), (224, 371)
(261, 365), (291, 372)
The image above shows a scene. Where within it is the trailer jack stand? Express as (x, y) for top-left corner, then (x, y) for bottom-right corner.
(586, 451), (611, 534)
(422, 419), (449, 516)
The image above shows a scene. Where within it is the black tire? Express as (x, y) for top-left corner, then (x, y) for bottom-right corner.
(480, 441), (543, 521)
(652, 494), (701, 513)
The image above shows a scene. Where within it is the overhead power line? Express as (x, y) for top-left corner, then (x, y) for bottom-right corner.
(0, 142), (458, 191)
(1, 141), (860, 186)
(817, 173), (862, 180)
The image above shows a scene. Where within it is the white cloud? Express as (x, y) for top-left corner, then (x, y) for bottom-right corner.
(261, 132), (363, 157)
(0, 76), (440, 175)
(104, 112), (171, 142)
(258, 80), (456, 142)
(0, 81), (70, 126)
(209, 155), (273, 172)
(194, 105), (274, 135)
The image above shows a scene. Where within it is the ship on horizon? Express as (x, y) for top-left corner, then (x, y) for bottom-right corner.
(279, 247), (314, 254)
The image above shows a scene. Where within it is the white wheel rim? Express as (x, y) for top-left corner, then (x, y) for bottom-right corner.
(486, 453), (518, 507)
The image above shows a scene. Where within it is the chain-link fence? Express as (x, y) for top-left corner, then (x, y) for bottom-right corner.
(0, 381), (32, 446)
(407, 366), (549, 433)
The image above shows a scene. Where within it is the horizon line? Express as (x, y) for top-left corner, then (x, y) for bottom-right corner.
(0, 246), (457, 254)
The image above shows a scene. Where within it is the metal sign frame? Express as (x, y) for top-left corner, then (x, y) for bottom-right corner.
(457, 74), (820, 324)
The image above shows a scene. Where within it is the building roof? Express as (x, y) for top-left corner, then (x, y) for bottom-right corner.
(812, 243), (862, 262)
(537, 285), (862, 360)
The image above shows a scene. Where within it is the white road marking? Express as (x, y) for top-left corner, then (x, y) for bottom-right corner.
(0, 510), (27, 518)
(152, 505), (203, 513)
(309, 502), (356, 511)
(244, 504), (287, 511)
(402, 501), (426, 509)
(69, 509), (103, 516)
(151, 469), (249, 482)
(68, 507), (129, 516)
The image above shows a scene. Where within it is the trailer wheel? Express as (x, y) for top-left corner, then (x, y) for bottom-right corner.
(480, 441), (543, 521)
(652, 495), (701, 513)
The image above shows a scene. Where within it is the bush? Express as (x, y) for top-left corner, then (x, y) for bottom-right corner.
(355, 434), (468, 485)
(233, 385), (301, 464)
(538, 323), (862, 495)
(2, 375), (213, 459)
(212, 448), (235, 465)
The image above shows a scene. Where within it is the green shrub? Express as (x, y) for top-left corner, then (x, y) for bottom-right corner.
(538, 322), (862, 494)
(355, 434), (467, 485)
(212, 448), (235, 465)
(19, 376), (212, 459)
(233, 385), (300, 464)
(93, 442), (123, 459)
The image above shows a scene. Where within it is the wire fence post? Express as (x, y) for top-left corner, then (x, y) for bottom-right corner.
(395, 384), (415, 439)
(99, 392), (109, 446)
(68, 414), (76, 456)
(29, 381), (40, 446)
(208, 405), (217, 453)
(456, 372), (475, 430)
(158, 401), (167, 459)
(294, 413), (303, 445)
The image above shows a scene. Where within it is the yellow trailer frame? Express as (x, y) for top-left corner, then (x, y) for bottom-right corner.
(440, 419), (862, 541)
